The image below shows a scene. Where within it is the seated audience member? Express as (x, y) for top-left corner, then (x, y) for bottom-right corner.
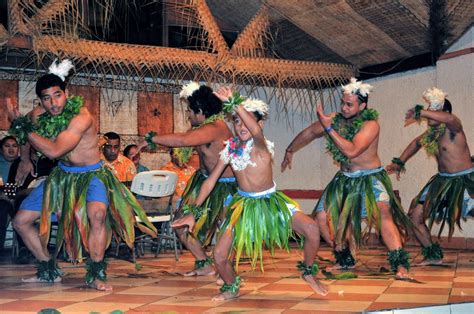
(101, 132), (136, 183)
(0, 136), (19, 184)
(124, 144), (150, 173)
(4, 148), (57, 262)
(160, 148), (196, 198)
(0, 136), (19, 254)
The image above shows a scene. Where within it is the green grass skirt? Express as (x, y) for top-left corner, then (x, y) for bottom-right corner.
(220, 191), (298, 271)
(177, 170), (237, 246)
(414, 170), (474, 238)
(312, 169), (412, 247)
(39, 165), (157, 261)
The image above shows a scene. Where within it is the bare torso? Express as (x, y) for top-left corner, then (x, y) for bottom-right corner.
(30, 106), (100, 166)
(340, 120), (381, 172)
(196, 120), (234, 178)
(434, 128), (471, 173)
(233, 140), (274, 193)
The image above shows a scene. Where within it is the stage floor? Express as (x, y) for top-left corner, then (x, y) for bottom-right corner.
(0, 245), (473, 313)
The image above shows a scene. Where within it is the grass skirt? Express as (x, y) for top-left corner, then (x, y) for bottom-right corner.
(414, 169), (473, 238)
(177, 170), (237, 246)
(220, 190), (298, 271)
(39, 165), (157, 261)
(313, 169), (411, 247)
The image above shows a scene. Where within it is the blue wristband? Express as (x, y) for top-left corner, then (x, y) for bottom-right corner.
(324, 126), (333, 133)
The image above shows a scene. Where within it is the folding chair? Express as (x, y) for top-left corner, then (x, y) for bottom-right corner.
(130, 170), (180, 260)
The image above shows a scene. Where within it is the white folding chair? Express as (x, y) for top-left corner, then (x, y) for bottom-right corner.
(130, 170), (180, 260)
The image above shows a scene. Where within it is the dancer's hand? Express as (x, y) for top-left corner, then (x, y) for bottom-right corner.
(137, 139), (149, 152)
(15, 159), (34, 186)
(214, 87), (233, 102)
(171, 214), (196, 233)
(6, 98), (21, 121)
(281, 150), (293, 172)
(316, 104), (331, 129)
(385, 163), (402, 180)
(405, 108), (415, 121)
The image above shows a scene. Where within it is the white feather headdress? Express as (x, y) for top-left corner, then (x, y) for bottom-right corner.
(48, 59), (74, 81)
(242, 98), (269, 117)
(342, 77), (373, 98)
(422, 87), (447, 110)
(179, 81), (200, 99)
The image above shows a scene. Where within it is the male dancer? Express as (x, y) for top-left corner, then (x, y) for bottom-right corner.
(8, 60), (156, 290)
(387, 87), (472, 265)
(138, 82), (237, 276)
(173, 88), (328, 300)
(282, 78), (413, 278)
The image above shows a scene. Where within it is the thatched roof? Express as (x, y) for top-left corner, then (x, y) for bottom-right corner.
(0, 0), (472, 113)
(206, 0), (473, 69)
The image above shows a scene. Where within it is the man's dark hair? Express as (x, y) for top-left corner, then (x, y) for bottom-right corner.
(356, 93), (369, 106)
(442, 99), (452, 113)
(123, 144), (137, 157)
(187, 85), (222, 118)
(35, 74), (67, 97)
(0, 135), (18, 147)
(104, 132), (121, 142)
(252, 111), (264, 122)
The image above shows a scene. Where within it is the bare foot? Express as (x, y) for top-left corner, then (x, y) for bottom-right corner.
(395, 266), (413, 281)
(88, 279), (113, 291)
(21, 276), (62, 283)
(211, 290), (239, 301)
(171, 214), (195, 231)
(416, 259), (443, 266)
(326, 263), (356, 271)
(183, 264), (216, 277)
(303, 274), (329, 296)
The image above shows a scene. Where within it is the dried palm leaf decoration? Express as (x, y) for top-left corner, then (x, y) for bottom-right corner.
(2, 0), (356, 120)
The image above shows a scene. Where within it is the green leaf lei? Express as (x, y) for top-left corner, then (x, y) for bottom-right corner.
(420, 124), (446, 156)
(9, 96), (84, 157)
(172, 112), (224, 164)
(36, 259), (61, 282)
(85, 259), (108, 285)
(297, 261), (319, 276)
(421, 243), (444, 261)
(9, 115), (35, 145)
(194, 256), (213, 269)
(145, 131), (157, 150)
(413, 104), (424, 120)
(220, 276), (241, 294)
(222, 91), (245, 113)
(36, 95), (84, 139)
(388, 248), (410, 272)
(182, 204), (208, 221)
(325, 108), (379, 164)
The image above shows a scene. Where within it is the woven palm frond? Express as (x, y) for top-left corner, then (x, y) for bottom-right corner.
(4, 0), (356, 119)
(231, 6), (270, 58)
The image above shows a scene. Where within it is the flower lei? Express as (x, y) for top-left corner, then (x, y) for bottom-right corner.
(325, 108), (379, 164)
(173, 112), (225, 163)
(220, 137), (274, 171)
(420, 124), (446, 156)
